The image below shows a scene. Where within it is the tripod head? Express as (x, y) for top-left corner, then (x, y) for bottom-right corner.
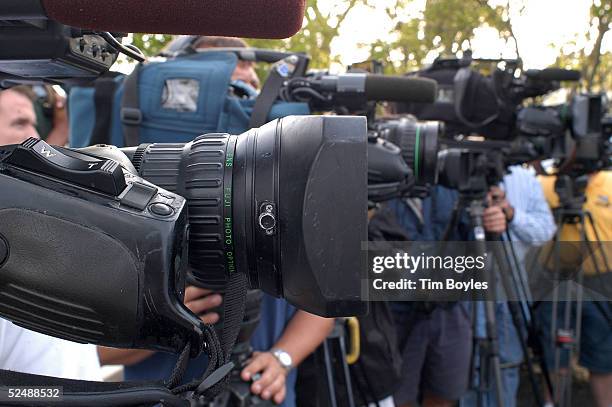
(438, 148), (506, 202)
(553, 174), (589, 214)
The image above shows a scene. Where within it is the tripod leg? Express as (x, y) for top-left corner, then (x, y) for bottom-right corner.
(463, 199), (504, 407)
(338, 335), (356, 407)
(492, 239), (544, 406)
(582, 212), (612, 326)
(585, 211), (611, 274)
(322, 339), (339, 407)
(483, 300), (505, 407)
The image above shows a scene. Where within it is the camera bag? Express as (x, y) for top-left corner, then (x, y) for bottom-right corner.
(68, 51), (310, 147)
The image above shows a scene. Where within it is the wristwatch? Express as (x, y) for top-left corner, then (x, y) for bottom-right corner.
(271, 348), (293, 372)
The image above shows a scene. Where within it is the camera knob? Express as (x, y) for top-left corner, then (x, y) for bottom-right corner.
(258, 203), (276, 235)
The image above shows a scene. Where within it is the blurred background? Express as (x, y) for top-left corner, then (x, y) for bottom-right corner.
(123, 0), (610, 93)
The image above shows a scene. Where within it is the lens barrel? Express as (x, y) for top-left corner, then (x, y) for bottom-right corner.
(131, 116), (368, 317)
(378, 117), (442, 186)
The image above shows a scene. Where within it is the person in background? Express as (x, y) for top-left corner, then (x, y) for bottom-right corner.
(192, 36), (260, 89)
(537, 170), (612, 407)
(32, 85), (70, 147)
(98, 36), (334, 406)
(0, 86), (101, 381)
(0, 86), (40, 145)
(461, 164), (556, 407)
(386, 183), (505, 407)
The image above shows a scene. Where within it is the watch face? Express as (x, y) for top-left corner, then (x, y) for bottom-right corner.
(275, 350), (292, 368)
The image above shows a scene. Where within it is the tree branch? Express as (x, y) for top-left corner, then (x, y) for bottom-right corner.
(337, 0), (360, 27)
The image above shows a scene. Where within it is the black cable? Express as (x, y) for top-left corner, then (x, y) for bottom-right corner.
(166, 342), (192, 389)
(290, 87), (328, 103)
(99, 32), (146, 62)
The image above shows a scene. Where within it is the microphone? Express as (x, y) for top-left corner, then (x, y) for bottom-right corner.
(365, 75), (437, 104)
(312, 74), (438, 104)
(10, 0), (306, 39)
(525, 68), (581, 82)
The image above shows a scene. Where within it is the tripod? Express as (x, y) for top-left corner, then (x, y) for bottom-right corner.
(445, 190), (512, 407)
(442, 153), (554, 407)
(536, 174), (611, 407)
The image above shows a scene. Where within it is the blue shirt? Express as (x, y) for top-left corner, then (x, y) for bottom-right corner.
(386, 185), (472, 314)
(473, 166), (556, 364)
(386, 185), (471, 241)
(124, 294), (297, 406)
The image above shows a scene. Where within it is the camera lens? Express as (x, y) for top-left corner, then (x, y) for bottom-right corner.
(129, 115), (368, 317)
(378, 117), (442, 186)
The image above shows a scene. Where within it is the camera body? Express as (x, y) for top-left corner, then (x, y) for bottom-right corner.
(518, 93), (610, 175)
(0, 138), (205, 354)
(0, 19), (119, 87)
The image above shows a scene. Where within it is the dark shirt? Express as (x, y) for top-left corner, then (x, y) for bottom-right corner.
(385, 186), (471, 241)
(385, 186), (472, 313)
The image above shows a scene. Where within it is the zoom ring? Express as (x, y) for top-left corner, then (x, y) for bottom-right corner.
(135, 134), (232, 290)
(183, 133), (231, 290)
(396, 122), (418, 176)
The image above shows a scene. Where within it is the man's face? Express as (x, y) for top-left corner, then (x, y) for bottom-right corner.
(232, 60), (260, 90)
(0, 90), (40, 146)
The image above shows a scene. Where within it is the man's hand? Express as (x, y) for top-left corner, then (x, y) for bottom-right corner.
(488, 186), (514, 222)
(184, 286), (222, 325)
(241, 351), (287, 404)
(483, 205), (507, 234)
(45, 91), (69, 146)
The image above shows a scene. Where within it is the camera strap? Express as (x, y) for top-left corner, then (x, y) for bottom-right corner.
(249, 55), (299, 129)
(198, 271), (248, 397)
(91, 74), (122, 146)
(120, 64), (143, 147)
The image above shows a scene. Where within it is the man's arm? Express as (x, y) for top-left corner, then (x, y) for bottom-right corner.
(241, 311), (334, 404)
(97, 347), (154, 366)
(501, 168), (557, 244)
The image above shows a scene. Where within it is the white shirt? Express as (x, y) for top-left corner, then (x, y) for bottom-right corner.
(0, 318), (101, 381)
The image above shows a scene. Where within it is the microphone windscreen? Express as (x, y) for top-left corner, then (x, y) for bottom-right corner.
(365, 75), (438, 104)
(42, 0), (306, 39)
(525, 68), (581, 82)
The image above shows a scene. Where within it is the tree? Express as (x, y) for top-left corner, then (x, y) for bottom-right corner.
(552, 0), (611, 92)
(248, 0), (366, 74)
(127, 1), (365, 80)
(131, 34), (174, 57)
(365, 0), (523, 74)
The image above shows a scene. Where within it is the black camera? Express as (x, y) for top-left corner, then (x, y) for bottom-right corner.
(373, 117), (442, 187)
(517, 93), (610, 175)
(278, 70), (443, 202)
(0, 115), (368, 356)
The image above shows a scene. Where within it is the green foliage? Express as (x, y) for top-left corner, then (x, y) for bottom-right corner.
(126, 1), (609, 94)
(370, 0), (522, 74)
(247, 0), (369, 80)
(131, 34), (174, 57)
(552, 0), (611, 92)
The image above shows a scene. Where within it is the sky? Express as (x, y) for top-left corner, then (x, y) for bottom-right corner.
(330, 0), (610, 70)
(114, 0), (609, 75)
